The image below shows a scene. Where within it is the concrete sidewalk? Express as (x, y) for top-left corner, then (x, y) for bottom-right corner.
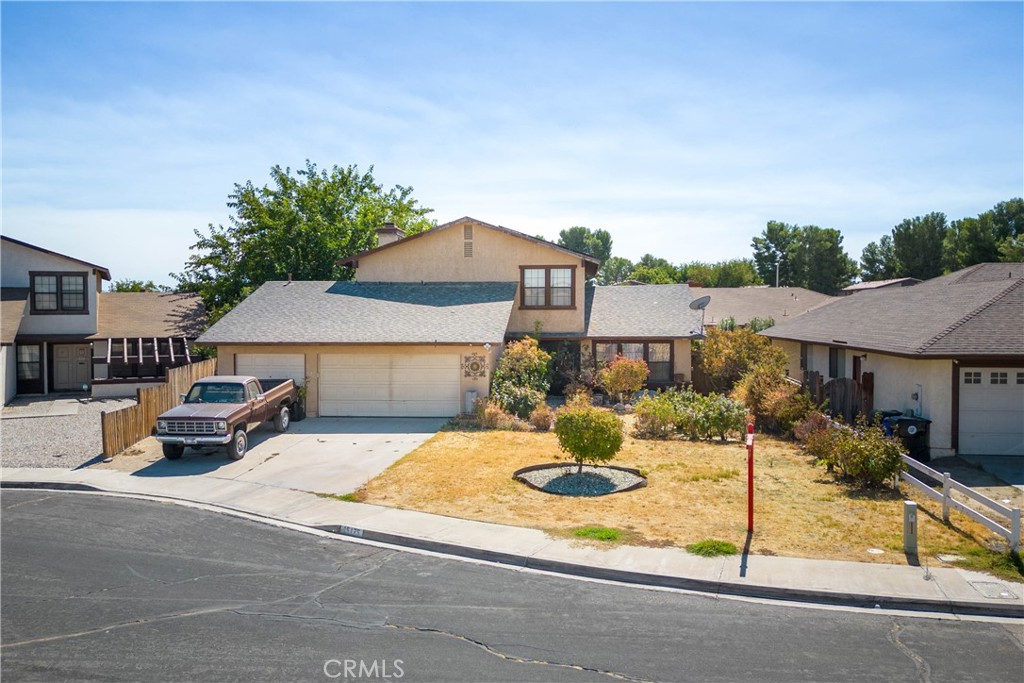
(2, 465), (1021, 618)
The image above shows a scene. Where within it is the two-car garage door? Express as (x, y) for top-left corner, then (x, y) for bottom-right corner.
(319, 353), (461, 418)
(959, 367), (1024, 456)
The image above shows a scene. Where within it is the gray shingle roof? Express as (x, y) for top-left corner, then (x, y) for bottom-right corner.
(696, 286), (835, 326)
(763, 264), (1024, 357)
(585, 284), (703, 338)
(1, 288), (28, 345)
(91, 292), (206, 340)
(197, 281), (518, 345)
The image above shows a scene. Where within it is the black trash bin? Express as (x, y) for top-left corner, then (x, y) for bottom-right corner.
(888, 415), (931, 462)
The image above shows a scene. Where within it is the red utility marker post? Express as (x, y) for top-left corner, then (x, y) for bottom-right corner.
(746, 422), (755, 533)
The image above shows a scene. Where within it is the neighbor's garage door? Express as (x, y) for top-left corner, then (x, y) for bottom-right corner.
(235, 353), (306, 385)
(959, 368), (1024, 456)
(319, 352), (460, 417)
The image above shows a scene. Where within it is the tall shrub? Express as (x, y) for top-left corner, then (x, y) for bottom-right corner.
(598, 355), (649, 402)
(490, 338), (552, 418)
(700, 327), (787, 393)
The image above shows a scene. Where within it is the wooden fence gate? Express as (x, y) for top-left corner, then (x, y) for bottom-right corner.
(804, 371), (874, 423)
(100, 358), (218, 458)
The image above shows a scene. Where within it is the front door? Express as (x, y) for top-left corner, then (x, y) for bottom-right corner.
(53, 344), (91, 391)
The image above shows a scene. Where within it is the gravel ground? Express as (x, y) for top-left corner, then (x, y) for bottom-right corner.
(516, 464), (647, 496)
(1, 398), (137, 469)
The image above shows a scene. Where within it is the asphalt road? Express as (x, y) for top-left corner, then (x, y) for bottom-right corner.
(2, 491), (1022, 683)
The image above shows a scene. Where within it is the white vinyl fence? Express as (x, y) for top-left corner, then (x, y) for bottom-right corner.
(900, 455), (1021, 552)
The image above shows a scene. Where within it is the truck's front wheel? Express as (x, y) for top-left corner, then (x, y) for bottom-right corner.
(227, 429), (247, 460)
(274, 406), (290, 433)
(162, 444), (184, 460)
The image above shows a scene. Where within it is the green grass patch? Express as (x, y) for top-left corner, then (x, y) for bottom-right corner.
(686, 539), (739, 557)
(573, 526), (622, 542)
(950, 547), (1023, 583)
(682, 468), (740, 483)
(313, 491), (363, 503)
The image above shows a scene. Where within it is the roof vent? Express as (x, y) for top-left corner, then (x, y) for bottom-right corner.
(464, 241), (473, 258)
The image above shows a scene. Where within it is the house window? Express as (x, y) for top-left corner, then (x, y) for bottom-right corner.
(964, 371), (981, 384)
(1017, 372), (1024, 385)
(799, 343), (809, 371)
(828, 347), (845, 379)
(30, 272), (87, 314)
(520, 266), (575, 309)
(16, 345), (41, 380)
(592, 341), (673, 384)
(990, 372), (1008, 385)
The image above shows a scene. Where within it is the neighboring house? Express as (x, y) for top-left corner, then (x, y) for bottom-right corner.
(762, 263), (1024, 458)
(199, 217), (705, 418)
(1, 235), (205, 404)
(694, 286), (836, 332)
(839, 277), (921, 296)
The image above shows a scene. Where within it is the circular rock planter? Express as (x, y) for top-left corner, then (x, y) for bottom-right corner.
(513, 463), (648, 497)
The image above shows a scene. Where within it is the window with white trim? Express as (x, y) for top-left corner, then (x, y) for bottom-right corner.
(520, 266), (575, 308)
(990, 372), (1008, 385)
(964, 371), (981, 384)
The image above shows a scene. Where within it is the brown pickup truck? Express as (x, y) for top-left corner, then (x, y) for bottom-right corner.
(155, 375), (298, 461)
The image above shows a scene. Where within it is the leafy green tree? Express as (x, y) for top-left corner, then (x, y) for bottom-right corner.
(110, 279), (171, 292)
(751, 221), (799, 286)
(599, 256), (634, 285)
(999, 235), (1024, 262)
(791, 226), (858, 294)
(860, 235), (897, 281)
(629, 264), (677, 284)
(679, 259), (761, 287)
(943, 213), (1000, 272)
(597, 356), (649, 403)
(173, 161), (433, 321)
(891, 212), (947, 280)
(557, 226), (613, 263)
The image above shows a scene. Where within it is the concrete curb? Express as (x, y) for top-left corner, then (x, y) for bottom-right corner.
(5, 480), (1020, 619)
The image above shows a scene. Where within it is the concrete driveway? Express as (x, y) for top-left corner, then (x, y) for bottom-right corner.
(92, 417), (446, 496)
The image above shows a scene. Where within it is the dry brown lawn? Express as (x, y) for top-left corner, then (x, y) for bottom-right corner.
(358, 419), (1018, 576)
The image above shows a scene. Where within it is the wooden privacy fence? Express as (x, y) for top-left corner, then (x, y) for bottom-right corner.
(900, 455), (1021, 552)
(100, 358), (218, 458)
(804, 371), (874, 423)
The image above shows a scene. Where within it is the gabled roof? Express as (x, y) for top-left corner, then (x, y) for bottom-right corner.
(585, 284), (703, 338)
(338, 217), (602, 268)
(696, 286), (836, 327)
(0, 288), (28, 345)
(1, 235), (112, 280)
(91, 292), (206, 340)
(762, 263), (1024, 358)
(197, 281), (518, 345)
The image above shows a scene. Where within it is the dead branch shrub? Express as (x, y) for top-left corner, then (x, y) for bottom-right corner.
(529, 402), (555, 432)
(476, 400), (531, 432)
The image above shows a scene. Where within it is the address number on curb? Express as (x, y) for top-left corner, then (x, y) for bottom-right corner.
(338, 525), (364, 538)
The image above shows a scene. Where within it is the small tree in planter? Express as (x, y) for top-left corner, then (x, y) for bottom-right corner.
(598, 355), (649, 404)
(554, 401), (624, 473)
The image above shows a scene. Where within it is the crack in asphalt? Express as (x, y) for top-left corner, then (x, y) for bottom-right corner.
(385, 621), (659, 683)
(887, 617), (933, 683)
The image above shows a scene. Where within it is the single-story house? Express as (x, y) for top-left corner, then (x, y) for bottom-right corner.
(762, 263), (1024, 457)
(1, 235), (206, 403)
(199, 217), (705, 417)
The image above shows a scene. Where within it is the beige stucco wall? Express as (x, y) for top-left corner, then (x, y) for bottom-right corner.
(673, 338), (692, 381)
(354, 219), (589, 335)
(0, 240), (101, 337)
(216, 343), (497, 417)
(803, 342), (955, 456)
(774, 339), (803, 378)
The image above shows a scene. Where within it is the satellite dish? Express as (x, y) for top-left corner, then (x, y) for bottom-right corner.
(689, 295), (711, 311)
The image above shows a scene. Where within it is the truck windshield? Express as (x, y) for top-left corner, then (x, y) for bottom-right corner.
(185, 383), (246, 404)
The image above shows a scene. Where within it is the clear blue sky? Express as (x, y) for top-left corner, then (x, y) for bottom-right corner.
(3, 2), (1021, 286)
